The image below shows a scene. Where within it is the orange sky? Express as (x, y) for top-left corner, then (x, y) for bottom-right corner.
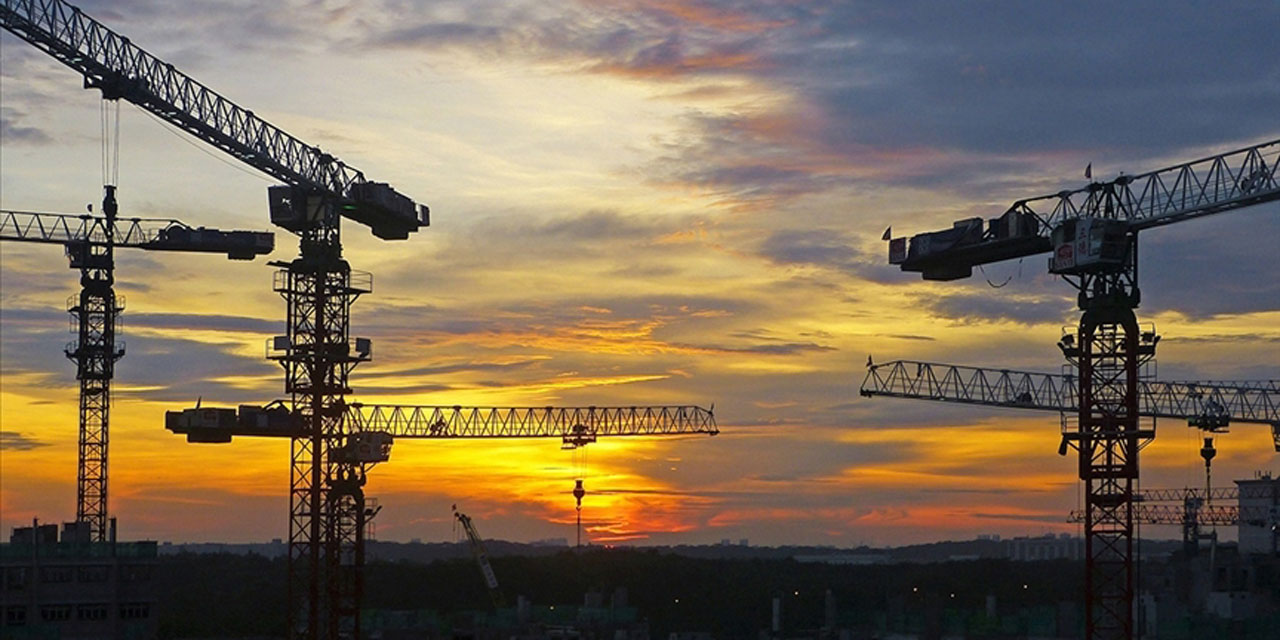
(1, 0), (1277, 546)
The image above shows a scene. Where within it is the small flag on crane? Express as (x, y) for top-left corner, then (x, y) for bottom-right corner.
(1085, 163), (1092, 180)
(881, 227), (892, 241)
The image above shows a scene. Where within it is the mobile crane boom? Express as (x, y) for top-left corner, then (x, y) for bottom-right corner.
(453, 506), (505, 610)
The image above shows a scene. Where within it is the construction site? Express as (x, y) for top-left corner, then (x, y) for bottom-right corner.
(0, 2), (1276, 640)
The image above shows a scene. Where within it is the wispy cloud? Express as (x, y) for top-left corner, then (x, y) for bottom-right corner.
(0, 431), (50, 451)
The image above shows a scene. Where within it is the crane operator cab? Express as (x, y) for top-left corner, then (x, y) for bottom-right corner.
(1048, 218), (1129, 275)
(330, 431), (393, 464)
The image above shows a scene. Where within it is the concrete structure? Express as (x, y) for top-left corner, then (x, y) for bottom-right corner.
(0, 521), (158, 639)
(1237, 473), (1280, 555)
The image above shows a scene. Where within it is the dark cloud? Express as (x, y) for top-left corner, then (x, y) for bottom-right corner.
(377, 22), (505, 49)
(0, 108), (54, 145)
(1166, 334), (1280, 345)
(970, 512), (1072, 524)
(804, 2), (1280, 157)
(0, 431), (50, 450)
(358, 1), (784, 79)
(350, 383), (456, 396)
(358, 358), (546, 380)
(923, 292), (1074, 326)
(67, 0), (313, 64)
(922, 487), (1057, 496)
(1137, 204), (1280, 318)
(676, 340), (835, 355)
(349, 1), (1280, 203)
(126, 312), (278, 334)
(756, 228), (882, 279)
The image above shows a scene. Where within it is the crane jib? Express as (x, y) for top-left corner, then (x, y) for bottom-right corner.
(0, 0), (428, 239)
(888, 138), (1280, 280)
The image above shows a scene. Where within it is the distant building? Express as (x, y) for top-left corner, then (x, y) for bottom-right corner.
(1237, 473), (1280, 555)
(1006, 534), (1084, 561)
(156, 539), (286, 558)
(530, 538), (569, 547)
(1, 520), (158, 638)
(793, 554), (891, 565)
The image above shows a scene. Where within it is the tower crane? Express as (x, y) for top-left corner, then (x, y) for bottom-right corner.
(0, 206), (272, 542)
(1066, 486), (1277, 557)
(883, 138), (1280, 640)
(2, 2), (425, 637)
(452, 506), (505, 610)
(860, 359), (1279, 448)
(163, 399), (718, 632)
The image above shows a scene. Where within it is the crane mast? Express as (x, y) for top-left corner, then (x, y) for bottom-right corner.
(0, 202), (272, 544)
(881, 139), (1278, 640)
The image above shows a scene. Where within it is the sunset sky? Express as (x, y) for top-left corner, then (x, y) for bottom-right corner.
(1, 0), (1277, 547)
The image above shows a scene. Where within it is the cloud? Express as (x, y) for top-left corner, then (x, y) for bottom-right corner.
(755, 228), (890, 280)
(358, 358), (547, 380)
(126, 312), (278, 334)
(0, 108), (54, 145)
(0, 431), (50, 451)
(357, 1), (783, 78)
(1138, 205), (1280, 318)
(922, 292), (1075, 326)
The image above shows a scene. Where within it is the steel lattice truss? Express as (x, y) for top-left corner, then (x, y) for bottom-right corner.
(169, 402), (718, 443)
(0, 209), (272, 254)
(1068, 504), (1272, 527)
(67, 286), (120, 541)
(860, 360), (1280, 426)
(1, 1), (362, 198)
(348, 404), (718, 440)
(2, 209), (167, 245)
(1135, 486), (1279, 502)
(0, 0), (421, 240)
(1007, 138), (1280, 233)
